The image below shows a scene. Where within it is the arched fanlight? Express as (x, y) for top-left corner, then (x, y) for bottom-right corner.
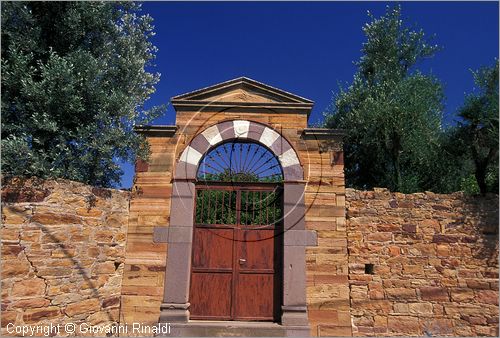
(197, 141), (283, 182)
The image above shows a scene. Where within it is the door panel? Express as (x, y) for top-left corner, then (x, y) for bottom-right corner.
(235, 228), (279, 320)
(190, 273), (232, 319)
(192, 228), (233, 270)
(237, 229), (275, 271)
(235, 274), (275, 320)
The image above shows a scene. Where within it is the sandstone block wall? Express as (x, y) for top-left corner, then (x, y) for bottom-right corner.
(346, 188), (499, 336)
(119, 135), (175, 327)
(1, 178), (129, 336)
(303, 139), (350, 337)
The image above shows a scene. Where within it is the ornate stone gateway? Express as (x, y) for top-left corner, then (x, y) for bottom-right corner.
(132, 77), (346, 336)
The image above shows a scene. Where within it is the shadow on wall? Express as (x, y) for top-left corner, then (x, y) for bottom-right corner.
(463, 194), (499, 264)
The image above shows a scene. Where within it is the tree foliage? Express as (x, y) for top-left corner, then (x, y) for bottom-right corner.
(1, 2), (165, 187)
(456, 61), (499, 194)
(324, 5), (445, 193)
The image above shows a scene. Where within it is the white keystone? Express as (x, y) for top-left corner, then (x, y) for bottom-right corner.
(233, 120), (250, 138)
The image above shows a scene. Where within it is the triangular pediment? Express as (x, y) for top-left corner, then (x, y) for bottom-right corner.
(206, 87), (286, 104)
(172, 77), (313, 105)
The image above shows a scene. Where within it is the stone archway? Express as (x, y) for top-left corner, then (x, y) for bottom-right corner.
(173, 120), (303, 181)
(156, 120), (317, 335)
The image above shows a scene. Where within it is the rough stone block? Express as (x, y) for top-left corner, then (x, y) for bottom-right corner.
(476, 290), (499, 305)
(351, 300), (392, 313)
(1, 311), (17, 327)
(94, 261), (116, 274)
(24, 306), (61, 323)
(386, 288), (417, 300)
(422, 318), (454, 335)
(420, 287), (449, 301)
(32, 212), (81, 225)
(450, 288), (475, 302)
(408, 302), (433, 315)
(366, 232), (392, 242)
(432, 234), (460, 243)
(368, 290), (384, 300)
(11, 278), (46, 297)
(318, 325), (352, 336)
(11, 297), (50, 309)
(308, 309), (338, 324)
(402, 224), (417, 233)
(387, 316), (422, 335)
(64, 298), (100, 317)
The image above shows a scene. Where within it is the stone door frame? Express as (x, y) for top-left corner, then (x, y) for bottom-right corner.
(154, 120), (317, 333)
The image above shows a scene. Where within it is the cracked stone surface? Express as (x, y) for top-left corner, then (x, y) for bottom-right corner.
(1, 177), (129, 335)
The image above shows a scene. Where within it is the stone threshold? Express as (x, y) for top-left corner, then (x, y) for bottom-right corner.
(163, 320), (310, 337)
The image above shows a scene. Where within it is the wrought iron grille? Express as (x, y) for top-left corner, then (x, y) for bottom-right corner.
(194, 186), (282, 226)
(195, 189), (237, 225)
(240, 189), (281, 226)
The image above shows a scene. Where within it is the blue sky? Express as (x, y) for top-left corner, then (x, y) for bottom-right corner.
(119, 1), (499, 188)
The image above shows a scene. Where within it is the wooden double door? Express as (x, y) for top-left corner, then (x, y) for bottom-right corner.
(189, 183), (283, 321)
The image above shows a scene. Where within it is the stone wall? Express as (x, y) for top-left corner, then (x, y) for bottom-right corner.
(346, 188), (499, 336)
(2, 176), (498, 337)
(1, 177), (129, 336)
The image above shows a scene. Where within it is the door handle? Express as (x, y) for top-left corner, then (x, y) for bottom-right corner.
(239, 258), (246, 264)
